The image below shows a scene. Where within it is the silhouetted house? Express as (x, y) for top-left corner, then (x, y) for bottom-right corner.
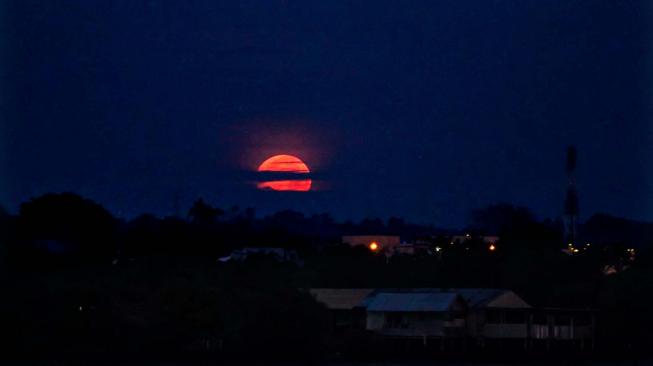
(460, 289), (595, 350)
(310, 288), (374, 331)
(366, 291), (467, 338)
(310, 288), (595, 351)
(455, 288), (532, 346)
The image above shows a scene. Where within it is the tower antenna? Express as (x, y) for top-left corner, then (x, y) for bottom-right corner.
(564, 146), (579, 245)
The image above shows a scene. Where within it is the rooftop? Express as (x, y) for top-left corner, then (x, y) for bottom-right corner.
(310, 288), (375, 310)
(366, 292), (461, 312)
(310, 288), (531, 311)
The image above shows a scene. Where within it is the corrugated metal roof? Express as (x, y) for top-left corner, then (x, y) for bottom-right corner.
(310, 288), (374, 310)
(453, 288), (507, 308)
(308, 288), (530, 311)
(366, 292), (459, 312)
(365, 288), (530, 309)
(453, 288), (531, 308)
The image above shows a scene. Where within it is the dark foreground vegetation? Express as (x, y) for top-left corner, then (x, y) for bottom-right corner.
(0, 193), (651, 361)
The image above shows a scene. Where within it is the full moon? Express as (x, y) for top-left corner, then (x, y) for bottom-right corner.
(257, 154), (310, 173)
(256, 154), (312, 191)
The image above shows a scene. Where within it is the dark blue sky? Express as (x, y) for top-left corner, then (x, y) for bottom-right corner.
(1, 1), (652, 228)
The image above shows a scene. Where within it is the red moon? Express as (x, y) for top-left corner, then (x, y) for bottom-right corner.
(256, 154), (312, 191)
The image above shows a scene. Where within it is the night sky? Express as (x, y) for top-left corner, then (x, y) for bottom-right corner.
(1, 1), (652, 228)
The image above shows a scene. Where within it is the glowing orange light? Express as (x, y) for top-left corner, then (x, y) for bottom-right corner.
(489, 244), (496, 251)
(256, 179), (312, 192)
(369, 242), (379, 251)
(257, 154), (310, 173)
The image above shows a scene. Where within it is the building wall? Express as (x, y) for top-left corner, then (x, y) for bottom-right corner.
(531, 311), (595, 340)
(366, 311), (466, 337)
(468, 308), (594, 340)
(484, 324), (529, 338)
(366, 311), (385, 330)
(531, 324), (593, 340)
(466, 311), (485, 337)
(367, 311), (448, 336)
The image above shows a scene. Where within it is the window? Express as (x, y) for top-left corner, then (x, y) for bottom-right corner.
(432, 312), (445, 320)
(386, 313), (407, 328)
(533, 312), (547, 325)
(505, 311), (526, 324)
(486, 310), (502, 324)
(574, 312), (592, 326)
(389, 313), (401, 328)
(554, 313), (572, 325)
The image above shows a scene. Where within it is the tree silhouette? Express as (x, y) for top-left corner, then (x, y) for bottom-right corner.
(187, 198), (223, 225)
(17, 192), (117, 263)
(469, 203), (537, 235)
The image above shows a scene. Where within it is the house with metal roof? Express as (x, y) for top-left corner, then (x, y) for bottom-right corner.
(453, 288), (595, 350)
(365, 291), (467, 338)
(309, 288), (595, 351)
(452, 288), (532, 341)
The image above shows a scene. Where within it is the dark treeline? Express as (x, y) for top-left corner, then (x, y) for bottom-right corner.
(0, 192), (651, 360)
